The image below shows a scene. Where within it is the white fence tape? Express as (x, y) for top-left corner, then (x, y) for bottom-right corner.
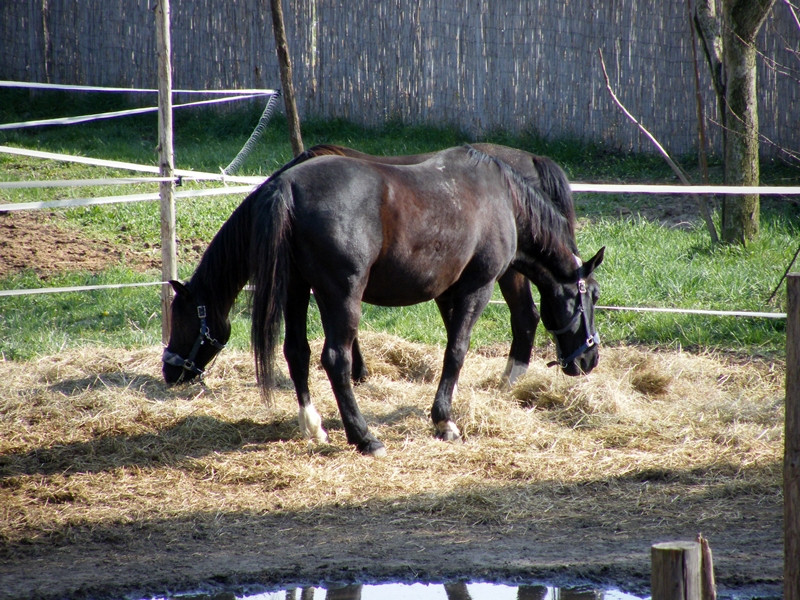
(594, 304), (786, 319)
(0, 93), (273, 130)
(0, 281), (166, 298)
(0, 80), (278, 95)
(571, 182), (800, 196)
(0, 145), (265, 184)
(2, 282), (786, 320)
(0, 185), (256, 212)
(485, 300), (785, 319)
(4, 145), (799, 201)
(0, 177), (175, 189)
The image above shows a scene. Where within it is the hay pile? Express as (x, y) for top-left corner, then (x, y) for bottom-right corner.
(0, 333), (784, 548)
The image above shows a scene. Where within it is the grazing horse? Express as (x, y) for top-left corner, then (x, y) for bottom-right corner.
(163, 145), (603, 456)
(271, 142), (578, 385)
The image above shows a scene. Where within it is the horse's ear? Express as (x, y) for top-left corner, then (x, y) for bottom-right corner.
(169, 280), (191, 297)
(582, 247), (605, 276)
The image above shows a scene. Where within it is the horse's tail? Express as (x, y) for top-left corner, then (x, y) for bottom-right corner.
(250, 178), (294, 400)
(530, 155), (577, 237)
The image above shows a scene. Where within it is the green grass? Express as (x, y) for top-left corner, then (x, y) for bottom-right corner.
(1, 90), (798, 360)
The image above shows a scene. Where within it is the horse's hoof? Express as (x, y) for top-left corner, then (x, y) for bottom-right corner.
(503, 358), (529, 387)
(358, 439), (386, 457)
(435, 420), (463, 443)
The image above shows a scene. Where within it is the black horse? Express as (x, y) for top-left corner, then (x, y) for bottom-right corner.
(270, 142), (578, 385)
(163, 145), (603, 456)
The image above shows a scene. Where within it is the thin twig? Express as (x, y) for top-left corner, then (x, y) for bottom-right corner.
(767, 243), (800, 305)
(686, 0), (718, 242)
(786, 0), (800, 31)
(598, 48), (719, 243)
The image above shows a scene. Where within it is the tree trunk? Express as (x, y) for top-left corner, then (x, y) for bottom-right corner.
(694, 0), (776, 245)
(720, 0), (775, 244)
(269, 0), (304, 156)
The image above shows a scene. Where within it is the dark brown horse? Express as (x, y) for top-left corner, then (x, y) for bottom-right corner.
(272, 143), (578, 385)
(163, 145), (603, 456)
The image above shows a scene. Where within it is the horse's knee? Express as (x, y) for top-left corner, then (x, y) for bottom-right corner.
(321, 344), (354, 385)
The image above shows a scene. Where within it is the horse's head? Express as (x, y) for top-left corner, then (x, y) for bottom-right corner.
(162, 280), (230, 385)
(538, 247), (605, 376)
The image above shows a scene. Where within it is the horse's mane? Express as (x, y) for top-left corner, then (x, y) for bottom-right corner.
(188, 145), (349, 306)
(187, 190), (256, 314)
(465, 145), (578, 257)
(528, 154), (577, 237)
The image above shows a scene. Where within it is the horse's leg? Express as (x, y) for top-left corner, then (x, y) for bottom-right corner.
(317, 293), (386, 456)
(431, 283), (495, 442)
(498, 269), (539, 385)
(351, 336), (369, 383)
(283, 275), (329, 443)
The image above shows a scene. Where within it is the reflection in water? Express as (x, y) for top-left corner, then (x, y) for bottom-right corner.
(249, 582), (639, 600)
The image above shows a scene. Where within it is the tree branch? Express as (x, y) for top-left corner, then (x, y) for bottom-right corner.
(693, 0), (726, 113)
(598, 48), (719, 243)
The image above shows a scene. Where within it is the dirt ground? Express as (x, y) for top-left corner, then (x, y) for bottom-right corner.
(0, 207), (786, 600)
(0, 211), (162, 278)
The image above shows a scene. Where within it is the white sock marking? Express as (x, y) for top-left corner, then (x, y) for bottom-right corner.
(299, 404), (329, 443)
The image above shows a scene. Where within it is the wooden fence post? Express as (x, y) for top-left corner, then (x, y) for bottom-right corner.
(787, 274), (800, 600)
(651, 541), (702, 600)
(156, 0), (177, 344)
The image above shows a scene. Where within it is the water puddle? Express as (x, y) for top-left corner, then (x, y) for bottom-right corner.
(207, 582), (644, 600)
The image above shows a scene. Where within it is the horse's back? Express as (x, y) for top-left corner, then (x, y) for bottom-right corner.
(280, 148), (518, 306)
(300, 143), (572, 219)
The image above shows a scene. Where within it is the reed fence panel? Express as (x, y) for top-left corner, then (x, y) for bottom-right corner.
(2, 0), (797, 158)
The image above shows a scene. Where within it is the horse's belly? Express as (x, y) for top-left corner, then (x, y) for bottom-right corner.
(361, 256), (465, 306)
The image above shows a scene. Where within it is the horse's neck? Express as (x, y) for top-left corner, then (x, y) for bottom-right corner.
(192, 204), (252, 316)
(514, 232), (579, 287)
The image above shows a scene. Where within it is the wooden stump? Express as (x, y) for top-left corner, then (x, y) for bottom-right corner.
(787, 274), (800, 600)
(651, 541), (702, 600)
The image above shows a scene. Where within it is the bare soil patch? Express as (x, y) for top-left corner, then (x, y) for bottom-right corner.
(0, 336), (784, 600)
(0, 211), (161, 278)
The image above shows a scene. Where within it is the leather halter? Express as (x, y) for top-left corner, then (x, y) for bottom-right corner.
(162, 304), (225, 381)
(546, 277), (600, 370)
